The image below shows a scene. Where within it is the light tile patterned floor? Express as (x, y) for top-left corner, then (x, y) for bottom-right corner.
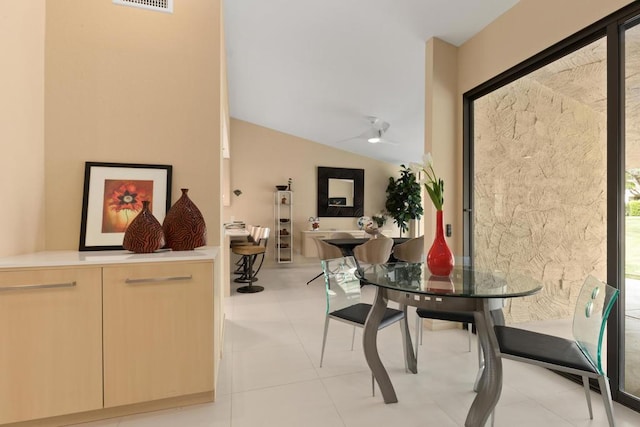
(75, 263), (640, 427)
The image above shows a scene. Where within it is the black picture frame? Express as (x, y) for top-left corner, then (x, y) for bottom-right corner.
(317, 166), (364, 217)
(79, 161), (172, 251)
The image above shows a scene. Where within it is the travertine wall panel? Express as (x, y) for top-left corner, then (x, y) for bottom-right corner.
(474, 72), (607, 323)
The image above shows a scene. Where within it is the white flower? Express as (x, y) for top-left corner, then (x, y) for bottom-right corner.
(414, 152), (444, 211)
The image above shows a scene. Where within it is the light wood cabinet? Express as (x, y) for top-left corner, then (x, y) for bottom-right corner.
(0, 248), (219, 426)
(103, 261), (214, 407)
(0, 267), (103, 424)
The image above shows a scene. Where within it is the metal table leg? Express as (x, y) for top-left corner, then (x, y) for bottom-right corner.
(363, 287), (398, 403)
(466, 303), (502, 427)
(399, 304), (418, 374)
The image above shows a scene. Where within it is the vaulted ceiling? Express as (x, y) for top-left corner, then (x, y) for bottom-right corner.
(224, 0), (520, 165)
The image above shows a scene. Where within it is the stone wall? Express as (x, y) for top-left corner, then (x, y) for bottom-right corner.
(473, 66), (607, 322)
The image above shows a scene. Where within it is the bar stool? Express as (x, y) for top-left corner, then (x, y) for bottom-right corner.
(232, 227), (269, 293)
(231, 225), (262, 275)
(232, 245), (266, 293)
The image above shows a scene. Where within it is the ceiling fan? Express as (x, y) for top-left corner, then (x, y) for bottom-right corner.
(338, 116), (399, 145)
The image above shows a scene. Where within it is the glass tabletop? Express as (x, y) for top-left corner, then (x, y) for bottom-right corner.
(358, 262), (543, 299)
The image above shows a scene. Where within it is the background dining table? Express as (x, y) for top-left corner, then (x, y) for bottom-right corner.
(323, 237), (410, 259)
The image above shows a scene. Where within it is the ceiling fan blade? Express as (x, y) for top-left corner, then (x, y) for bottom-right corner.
(337, 128), (376, 144)
(373, 137), (399, 145)
(335, 132), (367, 144)
(337, 116), (395, 145)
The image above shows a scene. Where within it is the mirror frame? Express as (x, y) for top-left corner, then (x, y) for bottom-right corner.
(317, 166), (364, 217)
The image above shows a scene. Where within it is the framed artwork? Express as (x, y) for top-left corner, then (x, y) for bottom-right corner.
(317, 166), (364, 217)
(79, 162), (172, 251)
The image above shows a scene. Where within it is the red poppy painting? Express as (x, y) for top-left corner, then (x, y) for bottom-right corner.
(79, 162), (172, 251)
(102, 180), (154, 233)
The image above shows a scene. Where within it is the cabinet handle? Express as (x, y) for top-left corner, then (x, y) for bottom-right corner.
(0, 281), (76, 292)
(125, 275), (193, 284)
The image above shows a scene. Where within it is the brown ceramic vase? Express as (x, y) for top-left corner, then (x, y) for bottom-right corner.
(162, 188), (207, 251)
(122, 201), (165, 253)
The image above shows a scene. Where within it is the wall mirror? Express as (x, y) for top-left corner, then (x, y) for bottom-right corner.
(317, 167), (364, 217)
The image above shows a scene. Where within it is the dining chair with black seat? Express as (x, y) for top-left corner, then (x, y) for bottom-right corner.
(306, 238), (344, 285)
(320, 256), (407, 394)
(494, 274), (619, 426)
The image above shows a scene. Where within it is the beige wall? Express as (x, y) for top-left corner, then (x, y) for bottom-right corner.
(44, 0), (222, 250)
(0, 1), (46, 257)
(225, 119), (400, 264)
(458, 0), (634, 94)
(425, 38), (459, 253)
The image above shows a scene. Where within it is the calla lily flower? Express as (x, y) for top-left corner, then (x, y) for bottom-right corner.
(414, 152), (444, 211)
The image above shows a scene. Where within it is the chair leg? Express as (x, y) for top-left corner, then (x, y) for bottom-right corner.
(399, 316), (410, 373)
(351, 326), (356, 351)
(597, 375), (616, 427)
(320, 316), (330, 367)
(414, 315), (421, 364)
(582, 376), (593, 420)
(306, 271), (323, 285)
(473, 336), (484, 393)
(371, 372), (375, 396)
(467, 323), (472, 352)
(253, 252), (266, 276)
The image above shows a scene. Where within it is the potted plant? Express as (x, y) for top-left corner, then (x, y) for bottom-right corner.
(384, 164), (423, 237)
(371, 213), (387, 228)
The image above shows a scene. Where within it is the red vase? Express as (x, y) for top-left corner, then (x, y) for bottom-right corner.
(427, 210), (454, 276)
(122, 201), (165, 253)
(162, 188), (207, 251)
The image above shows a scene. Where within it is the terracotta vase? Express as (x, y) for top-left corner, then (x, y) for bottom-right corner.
(162, 188), (207, 251)
(427, 210), (454, 276)
(122, 201), (165, 253)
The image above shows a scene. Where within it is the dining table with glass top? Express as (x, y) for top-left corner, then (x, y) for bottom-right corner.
(323, 237), (410, 258)
(357, 262), (543, 427)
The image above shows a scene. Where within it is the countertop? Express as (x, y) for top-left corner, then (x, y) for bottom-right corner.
(0, 246), (219, 269)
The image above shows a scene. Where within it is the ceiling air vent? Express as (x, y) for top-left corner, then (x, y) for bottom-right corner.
(113, 0), (173, 13)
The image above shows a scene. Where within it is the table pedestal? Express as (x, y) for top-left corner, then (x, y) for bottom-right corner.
(363, 287), (505, 427)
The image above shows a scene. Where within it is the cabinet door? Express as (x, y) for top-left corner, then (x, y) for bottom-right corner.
(0, 268), (103, 424)
(103, 261), (214, 407)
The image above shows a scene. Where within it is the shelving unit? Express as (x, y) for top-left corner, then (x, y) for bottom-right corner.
(275, 190), (293, 263)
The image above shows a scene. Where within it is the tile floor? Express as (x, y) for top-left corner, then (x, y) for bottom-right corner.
(77, 263), (640, 427)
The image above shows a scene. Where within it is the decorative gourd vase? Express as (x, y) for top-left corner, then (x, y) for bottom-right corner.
(162, 188), (207, 251)
(427, 210), (454, 276)
(122, 201), (165, 253)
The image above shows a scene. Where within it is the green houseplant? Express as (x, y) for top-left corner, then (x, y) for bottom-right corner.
(385, 164), (423, 237)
